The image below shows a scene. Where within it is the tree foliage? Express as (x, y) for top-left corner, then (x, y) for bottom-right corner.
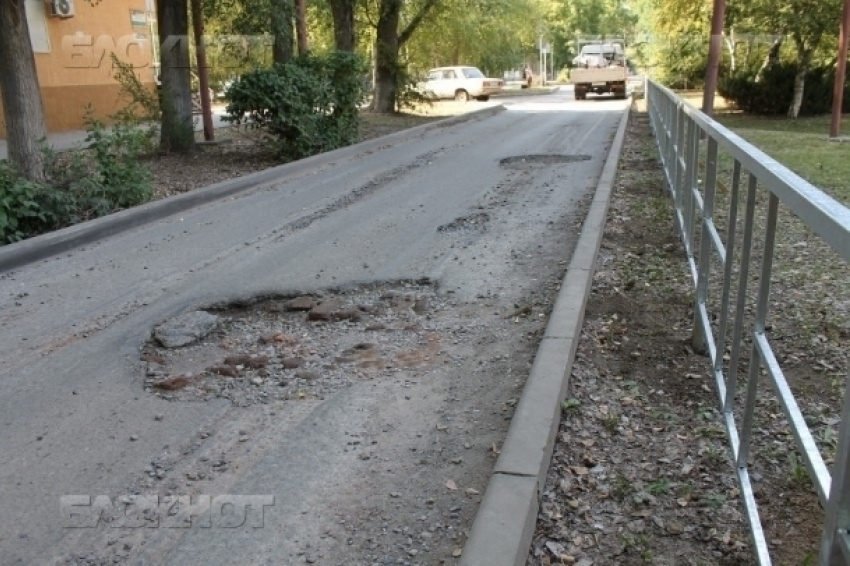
(637, 0), (843, 115)
(732, 0), (842, 117)
(404, 0), (539, 75)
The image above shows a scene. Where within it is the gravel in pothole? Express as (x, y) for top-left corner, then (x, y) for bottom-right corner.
(141, 282), (458, 407)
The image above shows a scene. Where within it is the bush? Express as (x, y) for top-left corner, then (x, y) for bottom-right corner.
(719, 62), (850, 116)
(0, 112), (153, 244)
(395, 68), (433, 113)
(58, 112), (153, 222)
(0, 161), (66, 244)
(225, 51), (369, 160)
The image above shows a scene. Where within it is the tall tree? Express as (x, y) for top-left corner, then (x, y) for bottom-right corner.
(271, 0), (295, 62)
(0, 0), (48, 181)
(372, 0), (438, 113)
(157, 0), (196, 152)
(296, 0), (309, 53)
(330, 0), (356, 51)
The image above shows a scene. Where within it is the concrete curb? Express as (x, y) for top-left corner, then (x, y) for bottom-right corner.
(0, 105), (505, 273)
(459, 104), (632, 566)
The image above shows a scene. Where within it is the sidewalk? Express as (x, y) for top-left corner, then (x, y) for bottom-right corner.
(0, 105), (230, 161)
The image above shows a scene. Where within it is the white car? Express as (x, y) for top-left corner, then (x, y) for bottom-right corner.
(421, 66), (504, 102)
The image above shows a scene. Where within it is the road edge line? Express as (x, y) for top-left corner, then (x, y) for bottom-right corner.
(0, 105), (505, 273)
(459, 102), (632, 566)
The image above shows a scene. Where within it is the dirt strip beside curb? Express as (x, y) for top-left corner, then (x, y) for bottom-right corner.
(0, 105), (505, 273)
(459, 102), (632, 566)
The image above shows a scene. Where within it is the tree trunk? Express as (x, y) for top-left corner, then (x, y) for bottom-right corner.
(271, 0), (294, 63)
(723, 28), (736, 72)
(329, 0), (355, 52)
(756, 36), (783, 82)
(788, 36), (812, 118)
(0, 0), (48, 181)
(370, 0), (437, 114)
(371, 0), (401, 113)
(157, 0), (195, 153)
(295, 0), (309, 54)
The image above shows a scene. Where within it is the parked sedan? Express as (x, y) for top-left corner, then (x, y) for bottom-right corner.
(421, 66), (504, 102)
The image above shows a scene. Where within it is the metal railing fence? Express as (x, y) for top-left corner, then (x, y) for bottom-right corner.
(645, 79), (850, 565)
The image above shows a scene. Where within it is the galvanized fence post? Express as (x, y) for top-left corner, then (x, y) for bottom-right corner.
(821, 375), (850, 564)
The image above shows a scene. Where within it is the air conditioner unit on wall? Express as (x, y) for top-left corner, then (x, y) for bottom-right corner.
(48, 0), (75, 18)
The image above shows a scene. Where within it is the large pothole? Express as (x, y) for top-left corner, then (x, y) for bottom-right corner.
(437, 212), (490, 233)
(141, 282), (459, 407)
(499, 154), (591, 170)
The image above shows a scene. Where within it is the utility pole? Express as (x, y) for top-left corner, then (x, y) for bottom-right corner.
(538, 35), (543, 87)
(537, 22), (547, 87)
(702, 0), (726, 117)
(830, 0), (850, 138)
(191, 0), (214, 141)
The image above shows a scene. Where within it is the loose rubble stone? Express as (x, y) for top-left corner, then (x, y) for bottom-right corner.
(287, 296), (315, 311)
(209, 365), (239, 377)
(295, 371), (320, 381)
(153, 311), (219, 348)
(413, 298), (429, 315)
(153, 376), (193, 390)
(223, 354), (269, 369)
(140, 352), (165, 365)
(281, 357), (304, 369)
(307, 299), (344, 321)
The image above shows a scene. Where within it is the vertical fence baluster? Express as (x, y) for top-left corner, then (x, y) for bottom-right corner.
(674, 105), (685, 213)
(736, 193), (779, 566)
(692, 137), (719, 354)
(666, 97), (675, 182)
(740, 192), (780, 468)
(720, 161), (743, 412)
(753, 194), (778, 335)
(686, 118), (701, 280)
(727, 173), (758, 402)
(666, 95), (674, 178)
(682, 119), (695, 259)
(733, 174), (759, 467)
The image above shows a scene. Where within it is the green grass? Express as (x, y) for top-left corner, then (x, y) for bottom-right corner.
(712, 112), (850, 206)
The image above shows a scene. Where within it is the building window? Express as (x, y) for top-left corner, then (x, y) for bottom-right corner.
(25, 0), (51, 53)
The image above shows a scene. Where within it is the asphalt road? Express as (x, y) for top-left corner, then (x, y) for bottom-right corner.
(0, 89), (628, 565)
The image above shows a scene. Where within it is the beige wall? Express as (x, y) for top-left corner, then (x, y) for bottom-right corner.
(0, 0), (157, 136)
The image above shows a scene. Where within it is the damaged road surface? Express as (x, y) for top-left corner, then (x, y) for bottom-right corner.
(0, 93), (628, 565)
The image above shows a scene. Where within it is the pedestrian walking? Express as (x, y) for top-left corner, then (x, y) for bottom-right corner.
(524, 65), (533, 88)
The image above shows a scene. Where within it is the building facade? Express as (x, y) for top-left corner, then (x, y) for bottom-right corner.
(0, 0), (157, 137)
